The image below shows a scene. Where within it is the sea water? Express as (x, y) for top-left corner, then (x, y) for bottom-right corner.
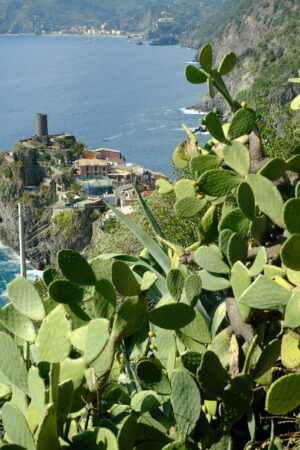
(0, 35), (207, 297)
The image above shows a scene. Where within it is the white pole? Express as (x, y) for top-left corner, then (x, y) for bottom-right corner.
(18, 202), (26, 278)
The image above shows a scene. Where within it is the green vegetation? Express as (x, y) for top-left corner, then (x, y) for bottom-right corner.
(0, 44), (300, 448)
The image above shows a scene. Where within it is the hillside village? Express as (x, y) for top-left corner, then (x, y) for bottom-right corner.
(5, 113), (166, 224)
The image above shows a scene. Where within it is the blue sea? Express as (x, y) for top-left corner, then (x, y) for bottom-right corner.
(0, 35), (207, 299)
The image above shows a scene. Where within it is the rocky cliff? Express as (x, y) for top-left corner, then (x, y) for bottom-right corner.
(0, 147), (93, 269)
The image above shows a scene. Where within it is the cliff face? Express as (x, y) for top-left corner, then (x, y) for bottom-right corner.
(190, 0), (299, 111)
(0, 148), (93, 269)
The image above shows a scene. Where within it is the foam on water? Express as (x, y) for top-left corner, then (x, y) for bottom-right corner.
(179, 107), (206, 115)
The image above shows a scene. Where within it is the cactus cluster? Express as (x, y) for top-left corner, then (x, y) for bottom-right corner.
(0, 48), (299, 449)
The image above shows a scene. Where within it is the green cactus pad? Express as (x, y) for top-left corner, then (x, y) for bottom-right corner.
(249, 247), (267, 277)
(112, 260), (141, 296)
(219, 229), (234, 258)
(199, 269), (231, 291)
(72, 427), (119, 450)
(228, 108), (256, 140)
(43, 268), (59, 287)
(218, 52), (237, 76)
(141, 271), (158, 292)
(258, 158), (287, 181)
(174, 135), (199, 162)
(234, 89), (257, 111)
(227, 233), (247, 266)
(209, 329), (230, 368)
(112, 295), (147, 341)
(281, 333), (300, 369)
(296, 181), (300, 199)
(173, 146), (189, 169)
(189, 154), (222, 176)
(2, 402), (34, 450)
(180, 309), (211, 344)
(287, 269), (300, 285)
(91, 339), (115, 378)
(237, 182), (255, 220)
(7, 275), (45, 321)
(265, 373), (300, 415)
(239, 275), (291, 309)
(131, 390), (161, 413)
(136, 359), (171, 395)
(60, 357), (86, 390)
(284, 291), (300, 328)
(197, 350), (227, 399)
(221, 375), (253, 427)
(281, 234), (300, 270)
(252, 339), (281, 381)
(0, 303), (36, 342)
(93, 279), (116, 320)
(223, 141), (250, 176)
(184, 275), (202, 305)
(219, 208), (250, 235)
(199, 44), (212, 73)
(194, 245), (230, 274)
(174, 179), (195, 199)
(70, 325), (88, 352)
(204, 112), (226, 143)
(118, 414), (137, 450)
(264, 264), (286, 279)
(84, 318), (110, 364)
(286, 154), (300, 172)
(207, 77), (215, 98)
(246, 174), (284, 228)
(171, 370), (201, 437)
(36, 305), (71, 363)
(151, 328), (176, 367)
(49, 279), (84, 304)
(28, 367), (45, 420)
(250, 216), (267, 245)
(162, 441), (188, 450)
(231, 261), (251, 299)
(198, 204), (218, 244)
(90, 257), (113, 283)
(167, 269), (185, 302)
(283, 198), (300, 234)
(57, 249), (96, 286)
(181, 351), (203, 374)
(185, 65), (207, 84)
(149, 302), (195, 330)
(156, 178), (174, 195)
(198, 169), (242, 197)
(0, 332), (28, 393)
(57, 379), (73, 436)
(174, 196), (207, 218)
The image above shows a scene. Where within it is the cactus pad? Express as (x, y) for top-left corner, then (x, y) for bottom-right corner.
(185, 65), (207, 84)
(252, 339), (281, 380)
(112, 295), (147, 341)
(93, 279), (116, 320)
(283, 198), (300, 234)
(118, 414), (137, 450)
(2, 402), (34, 450)
(204, 112), (226, 142)
(136, 359), (171, 395)
(223, 141), (250, 176)
(198, 169), (242, 196)
(250, 216), (267, 245)
(286, 154), (300, 172)
(249, 247), (267, 277)
(171, 370), (201, 437)
(156, 179), (174, 195)
(280, 234), (300, 271)
(197, 350), (226, 399)
(246, 174), (284, 228)
(228, 108), (256, 140)
(258, 158), (287, 181)
(173, 145), (189, 169)
(84, 318), (110, 364)
(174, 196), (207, 218)
(284, 290), (300, 329)
(49, 279), (84, 304)
(167, 269), (185, 302)
(36, 305), (71, 363)
(149, 302), (195, 330)
(43, 268), (59, 287)
(0, 331), (28, 393)
(7, 276), (45, 321)
(181, 351), (202, 374)
(112, 260), (141, 296)
(189, 154), (222, 176)
(237, 182), (255, 220)
(174, 179), (195, 199)
(0, 303), (36, 342)
(234, 89), (257, 111)
(227, 232), (247, 266)
(131, 390), (161, 413)
(219, 208), (250, 235)
(221, 375), (253, 427)
(199, 44), (212, 73)
(239, 275), (291, 309)
(281, 333), (300, 369)
(194, 245), (230, 274)
(265, 373), (300, 415)
(199, 269), (231, 291)
(28, 367), (45, 420)
(231, 261), (251, 299)
(180, 309), (211, 344)
(57, 249), (96, 286)
(219, 229), (234, 258)
(184, 274), (202, 305)
(218, 52), (237, 76)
